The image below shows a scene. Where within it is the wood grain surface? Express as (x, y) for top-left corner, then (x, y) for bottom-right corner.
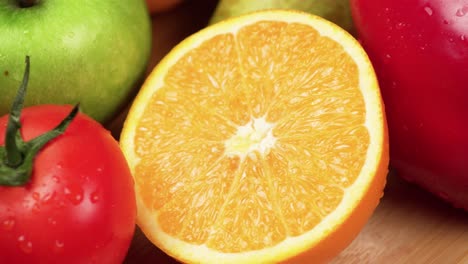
(111, 1), (468, 263)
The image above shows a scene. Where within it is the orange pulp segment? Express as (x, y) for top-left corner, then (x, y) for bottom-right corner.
(120, 10), (389, 264)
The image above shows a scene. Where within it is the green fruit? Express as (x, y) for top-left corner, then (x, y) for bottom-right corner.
(0, 0), (152, 123)
(209, 0), (355, 34)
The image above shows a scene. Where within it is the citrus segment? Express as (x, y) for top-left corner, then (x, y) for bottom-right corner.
(121, 10), (388, 263)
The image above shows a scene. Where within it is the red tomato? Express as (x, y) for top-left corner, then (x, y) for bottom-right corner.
(0, 105), (136, 263)
(351, 0), (468, 209)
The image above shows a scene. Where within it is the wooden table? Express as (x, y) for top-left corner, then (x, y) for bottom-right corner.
(115, 1), (468, 263)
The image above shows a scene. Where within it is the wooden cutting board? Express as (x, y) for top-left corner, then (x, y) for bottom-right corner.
(111, 1), (468, 263)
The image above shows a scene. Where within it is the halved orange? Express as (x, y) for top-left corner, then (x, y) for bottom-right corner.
(120, 10), (389, 263)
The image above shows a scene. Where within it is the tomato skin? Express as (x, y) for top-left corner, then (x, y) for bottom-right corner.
(351, 0), (468, 209)
(0, 105), (136, 263)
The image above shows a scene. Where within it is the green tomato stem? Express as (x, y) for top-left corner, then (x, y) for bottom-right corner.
(0, 56), (79, 186)
(4, 57), (30, 167)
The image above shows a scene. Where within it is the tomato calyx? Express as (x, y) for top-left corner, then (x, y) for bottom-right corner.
(0, 56), (79, 186)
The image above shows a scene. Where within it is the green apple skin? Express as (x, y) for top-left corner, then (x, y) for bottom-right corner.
(0, 0), (152, 123)
(209, 0), (355, 35)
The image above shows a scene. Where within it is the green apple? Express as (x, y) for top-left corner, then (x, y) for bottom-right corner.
(0, 0), (152, 123)
(209, 0), (355, 35)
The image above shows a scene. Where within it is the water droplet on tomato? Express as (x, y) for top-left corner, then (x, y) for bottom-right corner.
(64, 186), (84, 205)
(54, 240), (65, 251)
(32, 192), (40, 201)
(461, 35), (466, 41)
(42, 191), (55, 204)
(90, 191), (100, 203)
(70, 194), (83, 205)
(52, 176), (60, 183)
(47, 217), (57, 226)
(2, 216), (15, 231)
(424, 6), (433, 16)
(395, 22), (405, 29)
(17, 235), (33, 254)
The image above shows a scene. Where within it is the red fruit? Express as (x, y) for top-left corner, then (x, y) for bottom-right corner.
(0, 58), (136, 263)
(146, 0), (183, 13)
(351, 0), (468, 209)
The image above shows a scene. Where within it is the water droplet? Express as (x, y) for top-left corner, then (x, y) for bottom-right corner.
(96, 167), (103, 173)
(461, 35), (466, 41)
(395, 22), (405, 29)
(383, 53), (392, 64)
(449, 38), (455, 43)
(424, 6), (433, 16)
(17, 235), (33, 254)
(47, 217), (57, 226)
(2, 216), (15, 231)
(52, 176), (60, 183)
(42, 191), (55, 204)
(64, 186), (84, 205)
(71, 194), (83, 204)
(90, 191), (100, 203)
(53, 240), (64, 252)
(443, 19), (450, 25)
(32, 192), (40, 201)
(455, 6), (468, 17)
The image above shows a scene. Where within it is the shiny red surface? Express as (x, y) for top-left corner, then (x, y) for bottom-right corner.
(351, 0), (468, 209)
(0, 105), (136, 263)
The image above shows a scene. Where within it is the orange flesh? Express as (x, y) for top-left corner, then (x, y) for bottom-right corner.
(133, 21), (368, 252)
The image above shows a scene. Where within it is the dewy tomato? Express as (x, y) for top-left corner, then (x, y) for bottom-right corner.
(0, 58), (136, 263)
(351, 0), (468, 209)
